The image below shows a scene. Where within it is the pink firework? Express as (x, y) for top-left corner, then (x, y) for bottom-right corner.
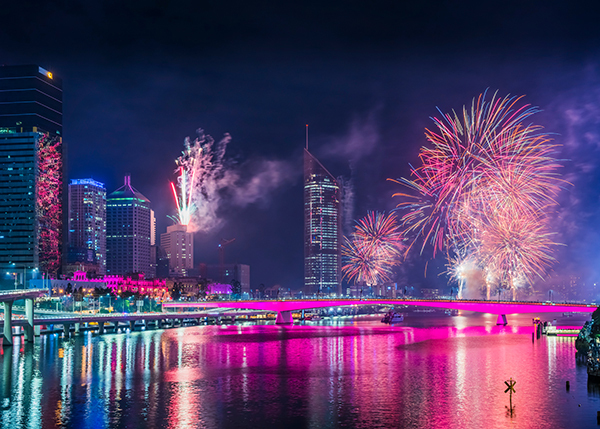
(391, 91), (565, 298)
(341, 212), (404, 285)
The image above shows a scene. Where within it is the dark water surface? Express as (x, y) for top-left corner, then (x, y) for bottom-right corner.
(0, 312), (597, 428)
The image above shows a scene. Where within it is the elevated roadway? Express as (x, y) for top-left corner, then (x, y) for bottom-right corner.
(163, 298), (599, 324)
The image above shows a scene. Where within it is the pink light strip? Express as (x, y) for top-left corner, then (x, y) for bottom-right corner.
(163, 298), (597, 315)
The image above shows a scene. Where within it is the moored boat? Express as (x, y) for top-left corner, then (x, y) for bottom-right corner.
(381, 311), (404, 324)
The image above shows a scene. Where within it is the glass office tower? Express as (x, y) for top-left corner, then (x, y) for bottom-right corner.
(68, 179), (107, 275)
(0, 65), (65, 281)
(303, 149), (341, 295)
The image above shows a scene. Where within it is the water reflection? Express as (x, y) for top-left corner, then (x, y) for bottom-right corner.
(0, 314), (597, 428)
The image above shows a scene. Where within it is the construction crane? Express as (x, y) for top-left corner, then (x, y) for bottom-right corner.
(218, 238), (235, 283)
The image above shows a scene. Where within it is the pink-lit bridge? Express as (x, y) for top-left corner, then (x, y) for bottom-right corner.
(163, 298), (598, 324)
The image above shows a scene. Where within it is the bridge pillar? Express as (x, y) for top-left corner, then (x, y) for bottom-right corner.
(496, 314), (508, 325)
(2, 344), (12, 406)
(34, 325), (41, 337)
(2, 301), (13, 346)
(98, 323), (105, 334)
(129, 320), (135, 331)
(63, 323), (71, 336)
(276, 311), (292, 325)
(24, 298), (34, 342)
(74, 323), (80, 335)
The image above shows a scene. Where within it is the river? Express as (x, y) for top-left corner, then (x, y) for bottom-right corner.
(0, 311), (597, 428)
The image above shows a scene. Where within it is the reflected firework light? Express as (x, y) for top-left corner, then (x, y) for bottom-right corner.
(37, 133), (63, 275)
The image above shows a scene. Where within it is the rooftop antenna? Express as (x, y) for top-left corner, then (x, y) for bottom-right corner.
(305, 124), (309, 150)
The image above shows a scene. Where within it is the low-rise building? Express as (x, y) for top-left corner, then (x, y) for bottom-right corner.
(29, 271), (167, 297)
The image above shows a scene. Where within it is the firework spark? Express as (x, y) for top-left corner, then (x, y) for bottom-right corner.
(169, 129), (231, 231)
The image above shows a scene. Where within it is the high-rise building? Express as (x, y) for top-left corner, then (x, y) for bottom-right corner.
(106, 176), (151, 276)
(0, 65), (65, 280)
(303, 148), (341, 295)
(68, 179), (106, 274)
(160, 224), (194, 276)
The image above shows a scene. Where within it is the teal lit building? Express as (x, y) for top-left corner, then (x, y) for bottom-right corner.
(106, 176), (152, 276)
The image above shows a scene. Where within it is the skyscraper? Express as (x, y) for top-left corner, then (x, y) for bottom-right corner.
(303, 148), (341, 295)
(68, 179), (107, 275)
(106, 176), (151, 276)
(0, 65), (65, 280)
(160, 224), (194, 276)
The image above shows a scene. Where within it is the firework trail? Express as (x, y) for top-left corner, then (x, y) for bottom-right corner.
(391, 91), (565, 299)
(341, 212), (404, 285)
(170, 129), (232, 232)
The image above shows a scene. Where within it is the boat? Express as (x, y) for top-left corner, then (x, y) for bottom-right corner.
(381, 311), (404, 324)
(445, 309), (459, 316)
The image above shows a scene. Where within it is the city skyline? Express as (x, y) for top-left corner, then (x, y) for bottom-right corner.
(3, 4), (600, 429)
(2, 3), (600, 294)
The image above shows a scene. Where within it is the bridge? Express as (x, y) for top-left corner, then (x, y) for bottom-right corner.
(1, 294), (597, 345)
(163, 298), (599, 324)
(0, 289), (47, 346)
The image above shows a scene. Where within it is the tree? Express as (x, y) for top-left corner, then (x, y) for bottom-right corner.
(171, 282), (182, 301)
(197, 279), (208, 300)
(257, 283), (265, 299)
(230, 279), (242, 299)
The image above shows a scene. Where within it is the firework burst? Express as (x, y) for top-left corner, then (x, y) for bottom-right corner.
(391, 91), (565, 299)
(341, 212), (404, 285)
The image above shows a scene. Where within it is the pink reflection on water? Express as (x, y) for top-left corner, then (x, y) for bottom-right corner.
(11, 313), (596, 428)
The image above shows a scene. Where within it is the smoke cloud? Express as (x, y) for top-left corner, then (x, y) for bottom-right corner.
(320, 111), (380, 166)
(173, 129), (296, 233)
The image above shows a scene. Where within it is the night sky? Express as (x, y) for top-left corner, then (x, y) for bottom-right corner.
(3, 1), (600, 293)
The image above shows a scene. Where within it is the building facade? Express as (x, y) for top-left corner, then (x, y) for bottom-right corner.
(0, 65), (65, 280)
(106, 176), (151, 276)
(68, 179), (106, 274)
(160, 223), (194, 276)
(30, 271), (167, 297)
(303, 149), (341, 295)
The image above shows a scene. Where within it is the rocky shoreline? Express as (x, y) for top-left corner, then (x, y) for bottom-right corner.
(576, 308), (600, 378)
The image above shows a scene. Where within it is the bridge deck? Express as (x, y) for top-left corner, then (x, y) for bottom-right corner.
(163, 298), (598, 315)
